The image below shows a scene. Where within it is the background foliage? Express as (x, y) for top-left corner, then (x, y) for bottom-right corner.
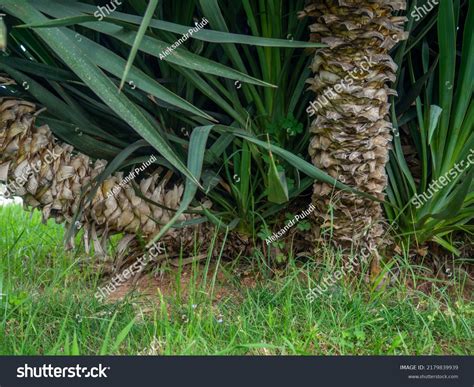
(0, 0), (472, 254)
(388, 0), (473, 254)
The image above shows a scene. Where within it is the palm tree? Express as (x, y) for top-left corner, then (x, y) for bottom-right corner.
(0, 0), (412, 264)
(300, 0), (408, 258)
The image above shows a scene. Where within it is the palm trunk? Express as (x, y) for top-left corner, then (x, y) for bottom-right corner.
(300, 0), (408, 256)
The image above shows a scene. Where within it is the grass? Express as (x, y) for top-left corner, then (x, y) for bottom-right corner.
(0, 204), (472, 355)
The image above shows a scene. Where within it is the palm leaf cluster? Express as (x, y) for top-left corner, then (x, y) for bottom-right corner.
(388, 0), (473, 255)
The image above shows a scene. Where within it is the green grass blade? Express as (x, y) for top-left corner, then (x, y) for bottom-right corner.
(71, 330), (80, 355)
(110, 318), (135, 354)
(99, 313), (118, 355)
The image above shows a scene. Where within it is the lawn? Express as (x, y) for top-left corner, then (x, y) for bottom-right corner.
(0, 204), (472, 355)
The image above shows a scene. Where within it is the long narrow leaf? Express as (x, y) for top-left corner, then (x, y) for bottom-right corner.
(2, 1), (198, 186)
(119, 0), (158, 91)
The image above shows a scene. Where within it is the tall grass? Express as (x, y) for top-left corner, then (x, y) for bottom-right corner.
(1, 205), (471, 355)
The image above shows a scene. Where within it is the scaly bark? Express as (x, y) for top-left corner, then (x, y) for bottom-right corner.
(0, 97), (194, 254)
(300, 0), (408, 254)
